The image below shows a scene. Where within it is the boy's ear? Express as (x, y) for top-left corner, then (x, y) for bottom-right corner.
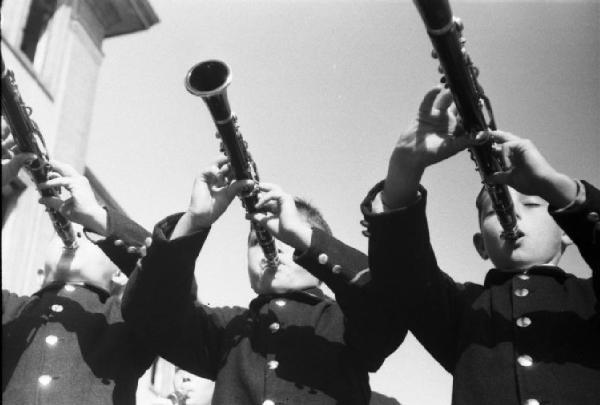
(560, 230), (573, 253)
(473, 232), (489, 260)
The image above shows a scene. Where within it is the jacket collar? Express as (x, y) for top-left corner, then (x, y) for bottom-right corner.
(484, 264), (568, 287)
(250, 287), (326, 310)
(35, 281), (111, 300)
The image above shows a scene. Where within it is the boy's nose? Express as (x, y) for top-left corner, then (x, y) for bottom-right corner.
(513, 204), (523, 220)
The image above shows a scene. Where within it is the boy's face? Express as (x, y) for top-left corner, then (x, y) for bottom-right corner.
(247, 216), (320, 295)
(43, 225), (120, 290)
(474, 187), (570, 270)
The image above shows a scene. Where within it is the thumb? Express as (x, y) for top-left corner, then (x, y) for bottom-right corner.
(473, 130), (492, 144)
(39, 196), (64, 211)
(227, 179), (255, 198)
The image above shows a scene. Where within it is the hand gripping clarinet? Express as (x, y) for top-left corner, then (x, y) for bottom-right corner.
(414, 0), (523, 240)
(185, 60), (279, 267)
(1, 60), (78, 249)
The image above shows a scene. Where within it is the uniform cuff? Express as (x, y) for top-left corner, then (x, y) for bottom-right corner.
(550, 179), (586, 213)
(150, 213), (210, 262)
(294, 227), (370, 288)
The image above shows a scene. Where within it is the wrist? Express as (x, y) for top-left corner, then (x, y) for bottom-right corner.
(170, 211), (211, 240)
(83, 206), (108, 236)
(383, 160), (424, 209)
(390, 148), (426, 173)
(539, 172), (578, 208)
(186, 211), (213, 229)
(287, 223), (313, 251)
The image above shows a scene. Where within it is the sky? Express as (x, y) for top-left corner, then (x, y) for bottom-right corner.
(87, 1), (599, 404)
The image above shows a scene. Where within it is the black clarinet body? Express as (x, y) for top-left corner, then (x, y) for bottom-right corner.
(1, 60), (78, 249)
(414, 0), (522, 240)
(185, 60), (279, 265)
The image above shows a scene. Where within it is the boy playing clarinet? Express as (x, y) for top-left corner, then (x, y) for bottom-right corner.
(361, 87), (600, 405)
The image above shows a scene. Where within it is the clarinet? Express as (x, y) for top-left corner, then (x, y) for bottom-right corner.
(166, 391), (186, 405)
(1, 60), (78, 249)
(413, 0), (522, 240)
(184, 60), (279, 267)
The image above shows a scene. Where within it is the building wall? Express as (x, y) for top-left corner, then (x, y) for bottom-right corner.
(1, 2), (212, 400)
(1, 0), (157, 295)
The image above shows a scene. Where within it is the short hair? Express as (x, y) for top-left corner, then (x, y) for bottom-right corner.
(293, 197), (332, 236)
(248, 196), (332, 237)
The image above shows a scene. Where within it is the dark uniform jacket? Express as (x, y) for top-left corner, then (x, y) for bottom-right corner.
(361, 180), (600, 405)
(122, 213), (407, 405)
(2, 208), (154, 405)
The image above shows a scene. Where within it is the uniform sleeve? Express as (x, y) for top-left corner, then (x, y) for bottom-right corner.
(294, 227), (371, 303)
(121, 213), (244, 380)
(551, 180), (600, 297)
(2, 289), (32, 322)
(360, 181), (479, 372)
(86, 206), (152, 277)
(294, 229), (408, 371)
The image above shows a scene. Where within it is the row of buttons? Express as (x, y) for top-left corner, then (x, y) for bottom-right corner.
(360, 219), (370, 238)
(317, 253), (342, 274)
(515, 274), (539, 405)
(37, 284), (77, 388)
(263, 298), (286, 405)
(268, 299), (286, 333)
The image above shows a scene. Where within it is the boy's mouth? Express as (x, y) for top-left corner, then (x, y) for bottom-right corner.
(504, 233), (525, 248)
(260, 258), (279, 272)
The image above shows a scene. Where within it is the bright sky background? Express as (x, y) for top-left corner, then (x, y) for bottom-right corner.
(87, 1), (599, 404)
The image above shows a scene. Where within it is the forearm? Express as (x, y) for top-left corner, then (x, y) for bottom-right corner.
(294, 228), (371, 306)
(362, 181), (433, 290)
(122, 214), (209, 337)
(382, 153), (424, 209)
(539, 171), (579, 209)
(344, 295), (408, 372)
(81, 205), (109, 236)
(3, 289), (31, 320)
(93, 206), (151, 277)
(170, 211), (211, 240)
(123, 264), (196, 342)
(125, 279), (232, 380)
(551, 180), (600, 290)
(361, 182), (465, 369)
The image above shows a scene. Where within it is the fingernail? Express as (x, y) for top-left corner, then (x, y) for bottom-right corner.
(473, 133), (488, 144)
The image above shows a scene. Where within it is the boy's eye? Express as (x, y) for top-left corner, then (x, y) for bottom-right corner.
(482, 209), (495, 218)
